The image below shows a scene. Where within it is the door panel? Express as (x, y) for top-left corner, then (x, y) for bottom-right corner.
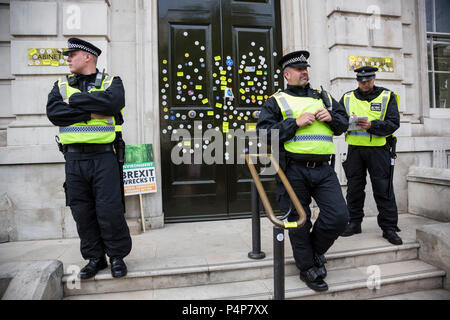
(158, 0), (283, 221)
(223, 0), (282, 216)
(159, 1), (228, 221)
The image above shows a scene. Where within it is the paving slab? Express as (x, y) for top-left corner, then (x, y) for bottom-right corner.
(0, 214), (441, 276)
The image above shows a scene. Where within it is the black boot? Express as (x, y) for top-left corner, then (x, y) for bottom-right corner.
(79, 256), (108, 279)
(110, 257), (127, 278)
(382, 230), (403, 245)
(300, 267), (328, 292)
(313, 253), (327, 279)
(340, 221), (362, 237)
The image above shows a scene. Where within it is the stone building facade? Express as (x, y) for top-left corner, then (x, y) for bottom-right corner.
(0, 0), (448, 241)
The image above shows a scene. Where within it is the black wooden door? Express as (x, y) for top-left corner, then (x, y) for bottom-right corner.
(158, 0), (283, 222)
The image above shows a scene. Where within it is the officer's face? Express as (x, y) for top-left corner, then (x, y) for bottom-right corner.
(358, 76), (376, 93)
(67, 50), (89, 74)
(284, 66), (309, 87)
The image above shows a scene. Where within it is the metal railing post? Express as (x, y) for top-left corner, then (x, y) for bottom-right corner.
(273, 226), (285, 300)
(244, 153), (306, 301)
(248, 181), (266, 260)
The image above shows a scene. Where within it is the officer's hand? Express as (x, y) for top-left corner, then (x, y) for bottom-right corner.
(356, 118), (372, 129)
(315, 108), (332, 122)
(91, 113), (110, 119)
(64, 98), (69, 104)
(296, 112), (316, 127)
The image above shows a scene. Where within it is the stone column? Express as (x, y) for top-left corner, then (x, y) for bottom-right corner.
(416, 0), (431, 120)
(0, 1), (14, 144)
(126, 0), (164, 229)
(280, 0), (308, 54)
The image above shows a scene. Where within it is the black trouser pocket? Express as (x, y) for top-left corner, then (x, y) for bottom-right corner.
(63, 182), (70, 206)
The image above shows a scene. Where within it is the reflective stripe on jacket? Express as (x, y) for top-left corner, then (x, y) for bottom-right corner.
(273, 92), (335, 155)
(58, 74), (122, 145)
(343, 90), (399, 147)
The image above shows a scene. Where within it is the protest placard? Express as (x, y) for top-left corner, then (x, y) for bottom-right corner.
(123, 144), (157, 196)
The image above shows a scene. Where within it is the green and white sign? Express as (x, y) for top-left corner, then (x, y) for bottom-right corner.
(123, 144), (156, 196)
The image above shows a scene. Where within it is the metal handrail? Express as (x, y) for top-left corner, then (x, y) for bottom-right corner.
(244, 154), (307, 229)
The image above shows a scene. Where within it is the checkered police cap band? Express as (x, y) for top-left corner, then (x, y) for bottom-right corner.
(282, 55), (309, 69)
(68, 43), (99, 56)
(357, 71), (376, 77)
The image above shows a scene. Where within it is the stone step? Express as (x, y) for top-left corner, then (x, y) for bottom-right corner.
(286, 260), (445, 300)
(62, 241), (419, 297)
(64, 260), (445, 300)
(371, 289), (450, 300)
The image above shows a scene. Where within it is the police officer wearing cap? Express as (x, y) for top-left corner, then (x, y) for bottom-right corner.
(339, 66), (402, 245)
(46, 38), (132, 279)
(257, 51), (349, 292)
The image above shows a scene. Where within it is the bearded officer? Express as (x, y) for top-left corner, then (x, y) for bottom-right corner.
(257, 51), (349, 292)
(46, 38), (131, 279)
(339, 66), (402, 245)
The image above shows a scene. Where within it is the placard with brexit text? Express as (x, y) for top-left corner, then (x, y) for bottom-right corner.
(123, 144), (157, 196)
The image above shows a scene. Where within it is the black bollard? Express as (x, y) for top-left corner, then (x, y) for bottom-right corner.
(248, 181), (266, 260)
(273, 226), (285, 300)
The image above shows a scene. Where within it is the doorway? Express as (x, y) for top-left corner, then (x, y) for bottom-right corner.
(158, 0), (283, 222)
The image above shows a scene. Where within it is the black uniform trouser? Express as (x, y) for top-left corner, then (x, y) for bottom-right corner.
(64, 151), (132, 260)
(277, 161), (349, 272)
(342, 145), (399, 232)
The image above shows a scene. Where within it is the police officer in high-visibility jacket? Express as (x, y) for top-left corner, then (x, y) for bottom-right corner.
(339, 66), (402, 245)
(257, 51), (349, 292)
(46, 38), (131, 279)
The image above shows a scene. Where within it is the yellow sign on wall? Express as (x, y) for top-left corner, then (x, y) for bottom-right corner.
(28, 48), (68, 67)
(348, 56), (394, 73)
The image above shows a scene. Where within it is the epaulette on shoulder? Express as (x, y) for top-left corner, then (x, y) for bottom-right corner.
(344, 89), (353, 95)
(268, 89), (282, 99)
(58, 73), (74, 82)
(64, 73), (76, 81)
(311, 88), (322, 99)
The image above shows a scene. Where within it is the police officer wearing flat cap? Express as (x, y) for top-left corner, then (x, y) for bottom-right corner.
(46, 38), (132, 279)
(339, 66), (402, 245)
(257, 51), (349, 292)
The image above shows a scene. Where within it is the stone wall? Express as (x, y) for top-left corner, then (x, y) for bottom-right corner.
(407, 167), (450, 222)
(417, 223), (450, 290)
(0, 0), (164, 241)
(0, 0), (14, 139)
(0, 260), (63, 299)
(304, 0), (449, 217)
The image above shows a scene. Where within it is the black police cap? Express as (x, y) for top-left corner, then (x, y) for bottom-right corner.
(278, 50), (311, 70)
(62, 38), (102, 57)
(354, 66), (378, 81)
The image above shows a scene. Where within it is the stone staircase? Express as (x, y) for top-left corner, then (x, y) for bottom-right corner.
(63, 216), (449, 300)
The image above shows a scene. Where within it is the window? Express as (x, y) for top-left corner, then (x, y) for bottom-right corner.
(426, 0), (450, 109)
